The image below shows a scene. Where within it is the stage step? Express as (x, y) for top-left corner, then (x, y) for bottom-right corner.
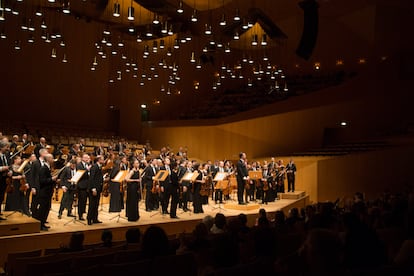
(280, 191), (306, 200)
(0, 212), (40, 236)
(223, 203), (260, 211)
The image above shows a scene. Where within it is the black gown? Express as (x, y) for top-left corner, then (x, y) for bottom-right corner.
(109, 166), (124, 212)
(126, 169), (140, 221)
(5, 170), (25, 212)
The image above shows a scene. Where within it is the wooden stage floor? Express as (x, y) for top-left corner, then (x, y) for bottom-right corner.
(0, 192), (309, 267)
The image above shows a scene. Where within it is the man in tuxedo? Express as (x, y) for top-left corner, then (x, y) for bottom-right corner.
(38, 154), (57, 230)
(0, 140), (11, 219)
(93, 143), (105, 157)
(286, 159), (297, 192)
(160, 158), (179, 218)
(236, 152), (249, 205)
(87, 155), (105, 225)
(58, 160), (77, 219)
(142, 159), (158, 212)
(29, 148), (48, 220)
(76, 153), (90, 220)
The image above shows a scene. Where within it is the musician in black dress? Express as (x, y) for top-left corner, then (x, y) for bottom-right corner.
(276, 160), (286, 193)
(38, 154), (57, 230)
(58, 159), (77, 219)
(236, 152), (249, 205)
(193, 163), (204, 214)
(286, 159), (297, 192)
(5, 156), (27, 213)
(109, 156), (127, 213)
(125, 159), (140, 221)
(260, 165), (271, 205)
(87, 155), (105, 225)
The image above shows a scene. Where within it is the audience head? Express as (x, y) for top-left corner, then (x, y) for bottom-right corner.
(202, 215), (214, 231)
(142, 226), (169, 257)
(68, 231), (85, 251)
(214, 213), (226, 230)
(101, 229), (113, 247)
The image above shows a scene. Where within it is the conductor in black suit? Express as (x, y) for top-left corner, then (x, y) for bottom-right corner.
(87, 155), (105, 225)
(38, 154), (57, 230)
(236, 152), (249, 205)
(76, 153), (90, 221)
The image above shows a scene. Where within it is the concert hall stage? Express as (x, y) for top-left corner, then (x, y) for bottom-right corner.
(0, 192), (309, 268)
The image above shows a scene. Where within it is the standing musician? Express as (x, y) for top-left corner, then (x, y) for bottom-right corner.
(236, 152), (249, 205)
(30, 148), (48, 220)
(213, 161), (226, 204)
(142, 159), (158, 212)
(22, 154), (36, 216)
(159, 157), (171, 215)
(76, 153), (90, 221)
(5, 156), (28, 214)
(125, 159), (140, 221)
(192, 163), (204, 214)
(94, 143), (106, 157)
(58, 159), (77, 219)
(160, 158), (179, 218)
(180, 160), (193, 212)
(87, 155), (105, 225)
(0, 140), (11, 219)
(34, 137), (47, 159)
(286, 159), (297, 192)
(276, 160), (286, 193)
(38, 154), (57, 231)
(260, 165), (271, 205)
(109, 156), (127, 212)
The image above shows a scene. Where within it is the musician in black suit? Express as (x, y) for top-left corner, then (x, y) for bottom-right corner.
(34, 137), (47, 159)
(160, 158), (179, 218)
(236, 152), (249, 205)
(38, 154), (57, 230)
(179, 161), (192, 212)
(0, 140), (11, 219)
(87, 155), (105, 225)
(286, 159), (297, 192)
(93, 143), (105, 157)
(58, 160), (77, 219)
(213, 161), (227, 204)
(76, 153), (90, 221)
(29, 148), (48, 220)
(142, 159), (158, 211)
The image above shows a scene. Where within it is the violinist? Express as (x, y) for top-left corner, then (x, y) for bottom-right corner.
(0, 140), (11, 219)
(58, 159), (77, 219)
(34, 137), (47, 159)
(260, 165), (271, 205)
(125, 159), (140, 221)
(179, 160), (193, 212)
(142, 159), (158, 212)
(5, 156), (27, 213)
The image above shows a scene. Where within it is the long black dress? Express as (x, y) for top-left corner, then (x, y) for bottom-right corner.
(5, 170), (25, 212)
(109, 166), (124, 212)
(126, 169), (140, 221)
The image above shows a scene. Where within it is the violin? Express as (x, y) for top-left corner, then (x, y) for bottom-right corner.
(102, 173), (110, 197)
(6, 173), (14, 194)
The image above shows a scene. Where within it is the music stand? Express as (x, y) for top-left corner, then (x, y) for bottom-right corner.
(211, 172), (228, 211)
(248, 171), (262, 202)
(64, 170), (86, 225)
(178, 171), (199, 216)
(150, 170), (168, 218)
(109, 170), (129, 222)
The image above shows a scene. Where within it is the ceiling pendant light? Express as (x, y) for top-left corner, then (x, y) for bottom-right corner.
(153, 13), (160, 24)
(128, 5), (134, 21)
(146, 25), (152, 37)
(62, 1), (70, 14)
(167, 47), (172, 56)
(159, 39), (165, 49)
(28, 19), (35, 31)
(233, 31), (239, 40)
(113, 1), (120, 17)
(0, 10), (4, 21)
(93, 56), (98, 66)
(196, 59), (202, 69)
(117, 38), (124, 47)
(219, 13), (226, 26)
(60, 38), (65, 47)
(136, 33), (142, 43)
(161, 21), (168, 34)
(152, 41), (158, 53)
(62, 53), (68, 63)
(0, 30), (6, 39)
(191, 9), (198, 22)
(129, 23), (135, 33)
(177, 1), (184, 14)
(143, 44), (149, 56)
(261, 34), (268, 46)
(234, 8), (241, 21)
(45, 33), (51, 43)
(35, 6), (42, 17)
(284, 82), (288, 92)
(251, 34), (258, 46)
(224, 43), (231, 53)
(111, 47), (117, 55)
(242, 18), (248, 29)
(204, 24), (212, 35)
(173, 39), (180, 49)
(190, 51), (196, 63)
(263, 52), (268, 61)
(106, 37), (112, 47)
(216, 41), (223, 48)
(51, 48), (57, 58)
(247, 78), (253, 87)
(27, 34), (34, 43)
(168, 25), (174, 35)
(41, 18), (47, 29)
(103, 26), (110, 35)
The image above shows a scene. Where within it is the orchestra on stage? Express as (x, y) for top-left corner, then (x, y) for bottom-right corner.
(0, 132), (296, 230)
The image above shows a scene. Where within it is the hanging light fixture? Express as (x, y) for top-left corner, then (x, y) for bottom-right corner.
(167, 47), (172, 56)
(62, 53), (68, 63)
(41, 18), (47, 29)
(136, 33), (142, 43)
(128, 4), (134, 21)
(234, 8), (241, 21)
(251, 34), (258, 46)
(219, 13), (226, 26)
(225, 43), (231, 53)
(261, 34), (268, 46)
(152, 41), (158, 53)
(159, 39), (165, 49)
(0, 30), (6, 39)
(242, 18), (248, 29)
(35, 6), (42, 17)
(113, 1), (120, 17)
(93, 56), (98, 66)
(196, 59), (202, 69)
(28, 18), (35, 31)
(168, 25), (174, 35)
(204, 24), (212, 35)
(62, 1), (70, 14)
(173, 39), (180, 49)
(0, 10), (4, 22)
(177, 1), (184, 14)
(190, 51), (196, 63)
(146, 25), (152, 37)
(233, 31), (239, 40)
(60, 38), (65, 47)
(143, 44), (149, 56)
(51, 48), (57, 58)
(45, 33), (51, 43)
(27, 34), (34, 43)
(191, 9), (198, 22)
(129, 23), (135, 33)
